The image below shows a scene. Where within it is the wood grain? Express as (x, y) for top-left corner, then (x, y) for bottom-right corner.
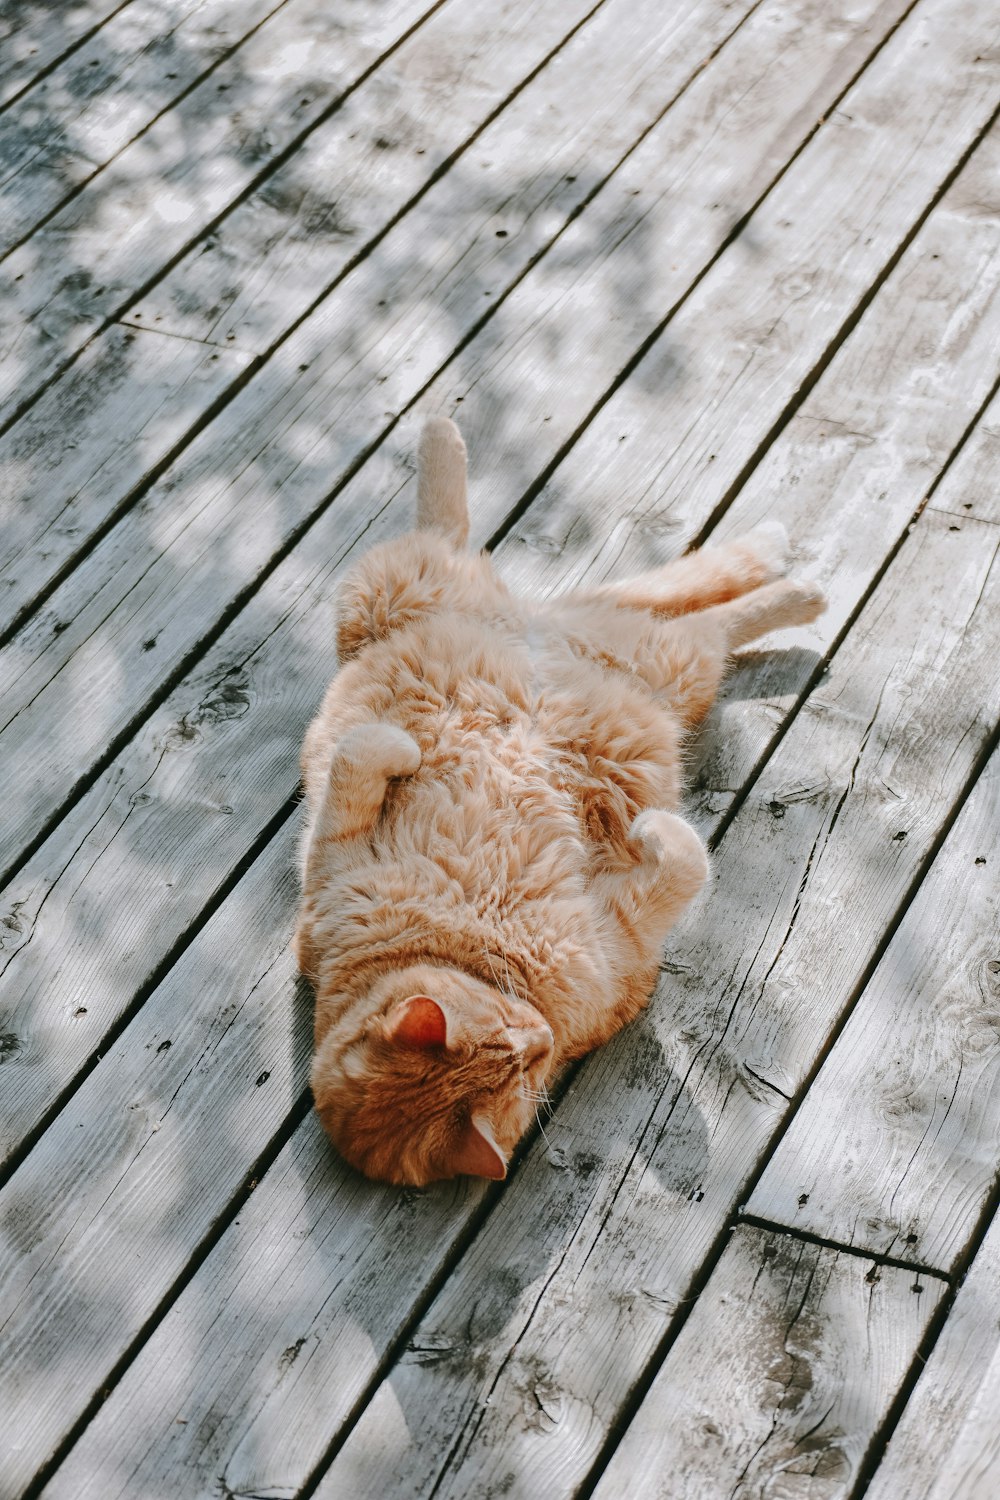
(313, 510), (998, 1500)
(1, 0), (985, 880)
(0, 0), (757, 641)
(0, 0), (283, 257)
(0, 0), (135, 109)
(866, 1210), (1000, 1500)
(0, 0), (439, 423)
(0, 820), (312, 1494)
(587, 1226), (945, 1500)
(747, 742), (1000, 1272)
(122, 0), (762, 350)
(0, 324), (249, 635)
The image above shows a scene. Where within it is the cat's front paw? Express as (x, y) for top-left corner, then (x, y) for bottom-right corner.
(341, 722), (422, 780)
(629, 810), (709, 893)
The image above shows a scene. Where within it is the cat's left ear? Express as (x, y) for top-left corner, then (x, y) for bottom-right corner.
(384, 994), (449, 1050)
(449, 1114), (507, 1180)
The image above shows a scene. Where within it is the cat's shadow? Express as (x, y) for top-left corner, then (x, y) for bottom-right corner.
(718, 643), (824, 704)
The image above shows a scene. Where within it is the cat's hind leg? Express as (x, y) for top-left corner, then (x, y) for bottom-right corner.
(694, 575), (827, 648)
(633, 575), (827, 728)
(417, 415), (469, 548)
(584, 523), (790, 618)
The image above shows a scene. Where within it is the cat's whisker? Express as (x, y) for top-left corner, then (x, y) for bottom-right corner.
(533, 1104), (555, 1153)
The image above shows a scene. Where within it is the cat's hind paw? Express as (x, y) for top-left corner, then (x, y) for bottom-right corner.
(742, 520), (791, 582)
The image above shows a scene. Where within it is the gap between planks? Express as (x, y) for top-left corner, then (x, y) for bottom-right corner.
(737, 1214), (951, 1284)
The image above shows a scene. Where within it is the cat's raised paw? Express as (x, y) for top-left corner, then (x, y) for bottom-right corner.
(629, 809), (709, 891)
(343, 722), (422, 780)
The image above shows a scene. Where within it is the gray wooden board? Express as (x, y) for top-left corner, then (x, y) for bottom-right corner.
(0, 0), (135, 109)
(0, 0), (440, 424)
(0, 0), (284, 258)
(312, 509), (998, 1500)
(31, 503), (999, 1498)
(747, 742), (1000, 1272)
(482, 9), (1000, 602)
(0, 325), (250, 634)
(0, 0), (982, 880)
(123, 0), (787, 352)
(0, 0), (762, 635)
(866, 1208), (1000, 1500)
(585, 1225), (945, 1500)
(38, 1108), (490, 1500)
(2, 95), (999, 1187)
(928, 393), (1000, 527)
(0, 820), (318, 1494)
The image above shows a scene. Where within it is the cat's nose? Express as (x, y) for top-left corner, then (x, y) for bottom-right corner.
(518, 1024), (553, 1068)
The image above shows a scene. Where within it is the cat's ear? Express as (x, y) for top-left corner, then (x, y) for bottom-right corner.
(384, 994), (449, 1050)
(449, 1114), (507, 1180)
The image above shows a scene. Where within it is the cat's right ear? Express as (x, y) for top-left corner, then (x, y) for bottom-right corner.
(384, 994), (449, 1050)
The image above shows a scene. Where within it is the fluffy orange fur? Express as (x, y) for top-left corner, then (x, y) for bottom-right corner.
(296, 416), (825, 1185)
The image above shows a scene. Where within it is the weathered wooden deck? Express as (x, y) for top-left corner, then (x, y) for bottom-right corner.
(1, 0), (998, 1495)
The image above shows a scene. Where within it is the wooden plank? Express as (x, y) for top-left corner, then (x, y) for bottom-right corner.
(0, 325), (250, 635)
(33, 505), (1000, 1496)
(0, 0), (984, 881)
(928, 401), (1000, 527)
(586, 1226), (945, 1500)
(1, 0), (986, 1170)
(0, 819), (320, 1495)
(481, 17), (1000, 603)
(309, 508), (999, 1500)
(0, 0), (286, 258)
(0, 0), (762, 631)
(866, 1209), (1000, 1500)
(0, 0), (441, 425)
(0, 0), (135, 109)
(747, 740), (1000, 1272)
(122, 0), (782, 351)
(35, 1117), (488, 1500)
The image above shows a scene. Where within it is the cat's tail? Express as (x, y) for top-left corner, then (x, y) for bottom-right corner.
(417, 415), (469, 548)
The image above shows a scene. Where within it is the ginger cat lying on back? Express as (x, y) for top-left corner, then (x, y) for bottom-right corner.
(296, 417), (825, 1185)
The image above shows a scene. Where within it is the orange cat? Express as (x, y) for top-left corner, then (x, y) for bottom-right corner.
(296, 417), (825, 1185)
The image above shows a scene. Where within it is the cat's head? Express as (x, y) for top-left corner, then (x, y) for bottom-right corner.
(311, 963), (554, 1186)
